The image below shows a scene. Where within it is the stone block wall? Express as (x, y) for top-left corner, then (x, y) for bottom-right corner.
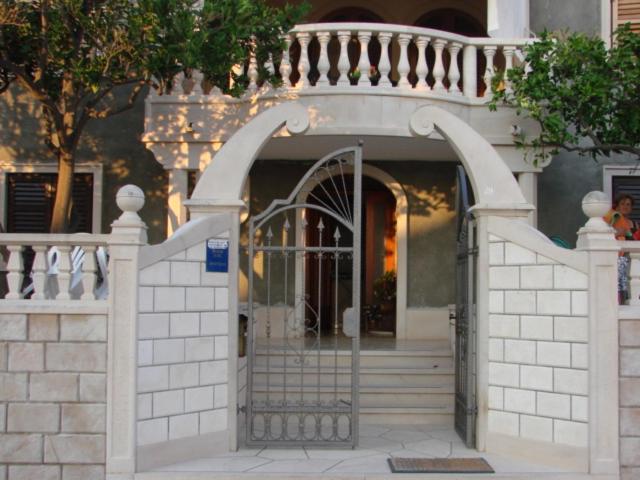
(487, 234), (589, 448)
(0, 313), (107, 480)
(137, 239), (229, 448)
(620, 317), (640, 479)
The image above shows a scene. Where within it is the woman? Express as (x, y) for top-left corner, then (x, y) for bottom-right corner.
(604, 194), (638, 303)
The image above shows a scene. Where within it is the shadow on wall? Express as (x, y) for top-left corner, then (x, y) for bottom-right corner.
(0, 84), (168, 243)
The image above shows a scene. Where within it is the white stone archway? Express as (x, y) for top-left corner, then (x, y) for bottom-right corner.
(186, 99), (534, 452)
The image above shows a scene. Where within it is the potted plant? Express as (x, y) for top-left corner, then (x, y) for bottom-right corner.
(373, 270), (396, 314)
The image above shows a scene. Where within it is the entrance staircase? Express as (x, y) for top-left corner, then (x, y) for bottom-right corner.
(251, 339), (455, 425)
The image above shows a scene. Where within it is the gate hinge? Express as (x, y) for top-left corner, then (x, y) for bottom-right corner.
(237, 404), (246, 414)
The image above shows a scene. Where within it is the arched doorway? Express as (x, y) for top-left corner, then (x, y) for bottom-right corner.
(304, 175), (398, 336)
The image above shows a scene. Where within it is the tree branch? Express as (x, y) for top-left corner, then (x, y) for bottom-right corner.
(85, 81), (145, 119)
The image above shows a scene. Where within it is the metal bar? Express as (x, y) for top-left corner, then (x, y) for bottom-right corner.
(255, 245), (353, 253)
(351, 145), (362, 448)
(246, 221), (256, 444)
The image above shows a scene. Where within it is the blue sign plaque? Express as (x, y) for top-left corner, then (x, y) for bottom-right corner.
(205, 238), (229, 273)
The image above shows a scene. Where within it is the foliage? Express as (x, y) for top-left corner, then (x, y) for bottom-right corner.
(0, 0), (306, 232)
(490, 24), (640, 165)
(373, 270), (396, 304)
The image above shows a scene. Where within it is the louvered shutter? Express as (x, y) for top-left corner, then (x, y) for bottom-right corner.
(6, 173), (93, 233)
(615, 0), (640, 33)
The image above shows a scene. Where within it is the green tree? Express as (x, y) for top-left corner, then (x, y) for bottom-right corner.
(490, 25), (640, 165)
(0, 0), (304, 232)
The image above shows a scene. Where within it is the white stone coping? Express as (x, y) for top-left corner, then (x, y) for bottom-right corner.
(618, 305), (640, 320)
(139, 214), (231, 269)
(0, 232), (110, 246)
(289, 22), (532, 47)
(0, 299), (108, 314)
(488, 216), (588, 273)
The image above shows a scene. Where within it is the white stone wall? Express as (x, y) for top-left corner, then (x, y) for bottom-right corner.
(487, 234), (589, 448)
(620, 317), (640, 479)
(0, 313), (107, 480)
(137, 240), (229, 447)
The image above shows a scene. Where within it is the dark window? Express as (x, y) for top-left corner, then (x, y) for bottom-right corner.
(612, 175), (640, 224)
(6, 172), (94, 233)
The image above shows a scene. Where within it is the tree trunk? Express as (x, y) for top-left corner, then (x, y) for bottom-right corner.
(50, 150), (74, 233)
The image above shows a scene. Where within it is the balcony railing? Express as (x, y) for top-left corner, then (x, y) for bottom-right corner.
(165, 23), (529, 101)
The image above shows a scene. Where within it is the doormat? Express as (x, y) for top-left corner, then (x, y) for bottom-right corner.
(388, 457), (494, 474)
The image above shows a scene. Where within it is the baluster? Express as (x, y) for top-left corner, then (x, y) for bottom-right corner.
(447, 42), (462, 95)
(296, 32), (310, 89)
(190, 69), (204, 95)
(483, 46), (497, 97)
(264, 54), (275, 76)
(630, 252), (640, 306)
(171, 71), (186, 95)
(316, 32), (331, 87)
(6, 245), (24, 299)
(336, 31), (351, 86)
(397, 34), (412, 88)
(31, 245), (48, 300)
(247, 47), (259, 93)
(463, 45), (477, 98)
(415, 36), (430, 90)
(432, 39), (447, 93)
(56, 245), (72, 300)
(279, 34), (292, 88)
(357, 31), (372, 86)
(503, 45), (516, 93)
(81, 246), (98, 300)
(377, 32), (393, 87)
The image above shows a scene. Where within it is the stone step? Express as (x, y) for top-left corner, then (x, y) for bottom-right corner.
(253, 353), (453, 369)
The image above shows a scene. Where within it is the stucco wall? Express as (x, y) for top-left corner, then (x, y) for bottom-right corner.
(247, 160), (456, 308)
(0, 86), (167, 244)
(620, 316), (640, 478)
(487, 234), (589, 448)
(537, 153), (638, 248)
(0, 313), (107, 480)
(529, 0), (601, 35)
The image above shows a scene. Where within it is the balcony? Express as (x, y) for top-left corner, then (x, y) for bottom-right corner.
(155, 22), (529, 101)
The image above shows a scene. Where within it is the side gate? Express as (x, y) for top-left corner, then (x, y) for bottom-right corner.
(246, 146), (362, 447)
(454, 165), (478, 448)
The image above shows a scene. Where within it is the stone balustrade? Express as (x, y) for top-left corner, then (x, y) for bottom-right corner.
(165, 22), (528, 100)
(0, 234), (110, 301)
(618, 241), (640, 306)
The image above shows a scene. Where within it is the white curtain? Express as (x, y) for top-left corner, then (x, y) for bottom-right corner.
(487, 0), (530, 38)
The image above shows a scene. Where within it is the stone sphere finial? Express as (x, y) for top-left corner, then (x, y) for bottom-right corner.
(582, 191), (610, 219)
(116, 185), (145, 219)
(581, 191), (611, 232)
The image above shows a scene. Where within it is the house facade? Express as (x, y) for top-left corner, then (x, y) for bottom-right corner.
(1, 1), (639, 479)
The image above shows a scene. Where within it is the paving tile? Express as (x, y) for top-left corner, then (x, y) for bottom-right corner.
(403, 438), (452, 457)
(357, 435), (403, 452)
(247, 458), (339, 473)
(326, 453), (391, 473)
(154, 456), (270, 472)
(380, 429), (432, 443)
(257, 448), (308, 460)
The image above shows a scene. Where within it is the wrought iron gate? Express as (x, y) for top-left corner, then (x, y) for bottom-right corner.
(454, 165), (477, 448)
(246, 146), (362, 447)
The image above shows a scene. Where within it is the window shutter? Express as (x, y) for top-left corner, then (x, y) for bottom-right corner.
(6, 173), (93, 233)
(615, 0), (640, 33)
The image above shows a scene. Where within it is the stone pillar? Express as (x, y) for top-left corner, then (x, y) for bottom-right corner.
(106, 185), (148, 479)
(517, 172), (538, 227)
(576, 191), (620, 475)
(167, 169), (189, 237)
